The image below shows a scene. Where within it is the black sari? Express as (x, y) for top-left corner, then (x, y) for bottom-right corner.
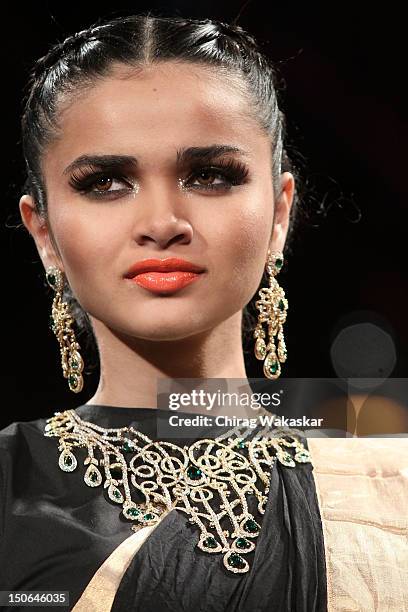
(0, 404), (327, 612)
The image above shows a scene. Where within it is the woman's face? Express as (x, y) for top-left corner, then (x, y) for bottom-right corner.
(21, 62), (294, 342)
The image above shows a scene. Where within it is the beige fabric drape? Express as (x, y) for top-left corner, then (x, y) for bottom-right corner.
(308, 437), (408, 611)
(72, 516), (169, 612)
(73, 438), (408, 611)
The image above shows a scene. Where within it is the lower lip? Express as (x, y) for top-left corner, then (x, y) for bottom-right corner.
(128, 271), (203, 294)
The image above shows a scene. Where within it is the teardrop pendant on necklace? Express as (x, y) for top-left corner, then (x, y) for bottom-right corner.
(84, 464), (103, 487)
(197, 534), (222, 554)
(240, 517), (260, 537)
(123, 504), (140, 520)
(107, 482), (124, 503)
(294, 448), (312, 463)
(276, 450), (296, 467)
(58, 449), (77, 472)
(223, 551), (249, 573)
(231, 537), (255, 553)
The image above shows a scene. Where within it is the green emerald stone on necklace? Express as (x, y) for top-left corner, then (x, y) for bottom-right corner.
(296, 450), (310, 462)
(243, 519), (259, 533)
(228, 553), (246, 569)
(187, 465), (202, 480)
(236, 538), (251, 549)
(203, 536), (217, 549)
(122, 441), (134, 452)
(127, 508), (140, 517)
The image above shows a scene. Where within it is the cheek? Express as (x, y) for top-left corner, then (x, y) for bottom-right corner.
(212, 200), (273, 298)
(48, 202), (124, 283)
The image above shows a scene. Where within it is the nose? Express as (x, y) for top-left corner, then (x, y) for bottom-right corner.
(133, 186), (194, 250)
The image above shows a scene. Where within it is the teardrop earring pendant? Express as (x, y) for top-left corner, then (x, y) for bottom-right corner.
(253, 250), (288, 379)
(45, 266), (84, 393)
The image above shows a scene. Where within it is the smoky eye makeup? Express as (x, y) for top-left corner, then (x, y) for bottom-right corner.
(66, 151), (251, 200)
(68, 163), (137, 200)
(180, 158), (250, 192)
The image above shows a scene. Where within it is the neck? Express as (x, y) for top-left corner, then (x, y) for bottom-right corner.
(86, 312), (251, 409)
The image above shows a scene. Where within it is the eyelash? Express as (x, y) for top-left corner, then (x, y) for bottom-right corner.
(68, 160), (250, 199)
(183, 160), (250, 191)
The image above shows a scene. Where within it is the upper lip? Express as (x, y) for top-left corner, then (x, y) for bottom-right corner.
(125, 257), (206, 278)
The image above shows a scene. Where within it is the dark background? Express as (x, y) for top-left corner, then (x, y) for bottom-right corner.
(1, 2), (406, 428)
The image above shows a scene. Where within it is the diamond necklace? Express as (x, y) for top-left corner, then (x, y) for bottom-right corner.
(44, 409), (311, 574)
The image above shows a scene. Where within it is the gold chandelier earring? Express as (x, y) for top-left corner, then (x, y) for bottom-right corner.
(45, 266), (84, 393)
(253, 249), (288, 379)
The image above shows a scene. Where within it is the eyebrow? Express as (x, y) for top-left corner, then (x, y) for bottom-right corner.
(62, 145), (249, 176)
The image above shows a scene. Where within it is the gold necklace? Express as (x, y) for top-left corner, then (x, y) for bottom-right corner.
(44, 409), (311, 574)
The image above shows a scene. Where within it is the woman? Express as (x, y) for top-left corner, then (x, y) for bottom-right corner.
(1, 13), (407, 612)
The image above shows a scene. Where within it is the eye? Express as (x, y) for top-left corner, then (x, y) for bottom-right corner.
(93, 176), (114, 191)
(69, 170), (135, 199)
(91, 176), (125, 193)
(183, 161), (250, 192)
(189, 169), (226, 187)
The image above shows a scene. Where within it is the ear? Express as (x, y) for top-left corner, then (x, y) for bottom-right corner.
(269, 172), (295, 253)
(19, 194), (64, 272)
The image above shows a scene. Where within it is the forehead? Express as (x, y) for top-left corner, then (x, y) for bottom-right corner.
(44, 61), (269, 171)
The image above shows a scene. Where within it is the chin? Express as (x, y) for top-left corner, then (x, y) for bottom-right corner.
(112, 318), (210, 342)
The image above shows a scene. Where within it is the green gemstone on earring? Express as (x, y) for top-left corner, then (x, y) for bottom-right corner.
(46, 272), (56, 287)
(275, 258), (283, 269)
(255, 338), (267, 359)
(268, 362), (279, 375)
(278, 299), (285, 311)
(70, 358), (79, 370)
(68, 374), (78, 389)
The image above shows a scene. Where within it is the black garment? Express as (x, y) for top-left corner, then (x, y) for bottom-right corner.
(0, 405), (327, 612)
